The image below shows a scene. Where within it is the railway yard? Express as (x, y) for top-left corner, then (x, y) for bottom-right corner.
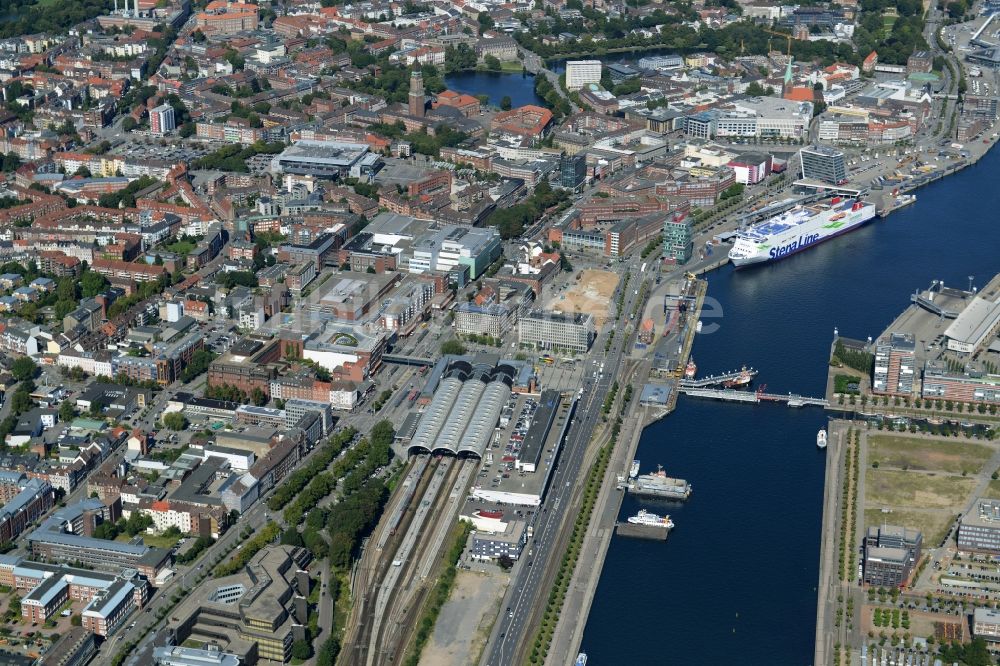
(344, 456), (477, 664)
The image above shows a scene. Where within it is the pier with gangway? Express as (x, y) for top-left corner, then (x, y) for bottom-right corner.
(678, 367), (758, 388)
(678, 383), (829, 408)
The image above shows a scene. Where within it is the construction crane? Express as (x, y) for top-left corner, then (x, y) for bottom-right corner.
(762, 27), (800, 56)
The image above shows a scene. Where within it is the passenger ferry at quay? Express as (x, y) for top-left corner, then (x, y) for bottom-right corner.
(627, 509), (675, 529)
(728, 197), (877, 267)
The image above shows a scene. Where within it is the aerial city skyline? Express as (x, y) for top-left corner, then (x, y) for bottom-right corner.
(0, 0), (998, 664)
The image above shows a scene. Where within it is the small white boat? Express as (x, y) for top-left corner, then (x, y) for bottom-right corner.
(817, 429), (828, 449)
(627, 509), (674, 529)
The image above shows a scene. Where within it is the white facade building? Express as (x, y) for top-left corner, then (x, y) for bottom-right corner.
(149, 104), (176, 136)
(565, 60), (602, 90)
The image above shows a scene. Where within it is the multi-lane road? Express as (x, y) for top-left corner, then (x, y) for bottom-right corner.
(482, 258), (653, 666)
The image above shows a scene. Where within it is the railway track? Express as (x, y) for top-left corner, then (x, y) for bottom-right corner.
(342, 455), (477, 666)
(368, 458), (464, 664)
(344, 456), (439, 664)
(379, 459), (478, 664)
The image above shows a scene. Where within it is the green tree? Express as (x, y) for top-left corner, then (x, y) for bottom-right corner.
(720, 183), (745, 200)
(441, 339), (466, 355)
(11, 390), (34, 415)
(1, 152), (21, 172)
(291, 640), (313, 660)
(162, 412), (188, 431)
(280, 528), (305, 547)
(59, 400), (76, 423)
(317, 636), (340, 666)
(181, 349), (216, 382)
(56, 276), (77, 301)
(124, 512), (153, 536)
(302, 529), (329, 559)
(477, 12), (494, 35)
(54, 299), (76, 320)
(80, 270), (109, 297)
(500, 95), (512, 111)
(11, 356), (36, 382)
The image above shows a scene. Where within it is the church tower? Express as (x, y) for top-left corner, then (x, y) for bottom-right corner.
(408, 71), (425, 118)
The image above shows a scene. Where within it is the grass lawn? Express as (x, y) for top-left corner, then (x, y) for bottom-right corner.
(882, 15), (897, 36)
(834, 374), (861, 394)
(333, 569), (351, 640)
(863, 508), (954, 546)
(164, 240), (196, 255)
(117, 533), (180, 549)
(499, 60), (524, 73)
(866, 468), (976, 509)
(987, 479), (1000, 497)
(868, 435), (994, 475)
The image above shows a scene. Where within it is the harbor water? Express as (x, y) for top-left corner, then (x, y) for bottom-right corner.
(581, 141), (1000, 662)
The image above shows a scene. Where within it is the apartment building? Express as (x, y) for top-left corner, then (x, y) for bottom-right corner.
(921, 361), (1000, 404)
(149, 104), (175, 136)
(872, 333), (915, 396)
(0, 478), (55, 543)
(82, 579), (137, 637)
(565, 60), (602, 90)
(208, 337), (281, 397)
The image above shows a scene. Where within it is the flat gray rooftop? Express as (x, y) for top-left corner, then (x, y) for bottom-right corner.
(472, 391), (573, 505)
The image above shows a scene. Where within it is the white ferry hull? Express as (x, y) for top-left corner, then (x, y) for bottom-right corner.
(729, 201), (876, 268)
(730, 253), (769, 267)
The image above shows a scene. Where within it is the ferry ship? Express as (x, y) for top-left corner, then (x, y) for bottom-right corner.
(817, 429), (828, 449)
(728, 198), (877, 267)
(627, 509), (675, 529)
(625, 465), (692, 500)
(684, 359), (697, 379)
(629, 460), (640, 478)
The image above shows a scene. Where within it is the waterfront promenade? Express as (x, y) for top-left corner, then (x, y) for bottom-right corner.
(814, 420), (850, 666)
(545, 363), (651, 664)
(545, 278), (707, 663)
